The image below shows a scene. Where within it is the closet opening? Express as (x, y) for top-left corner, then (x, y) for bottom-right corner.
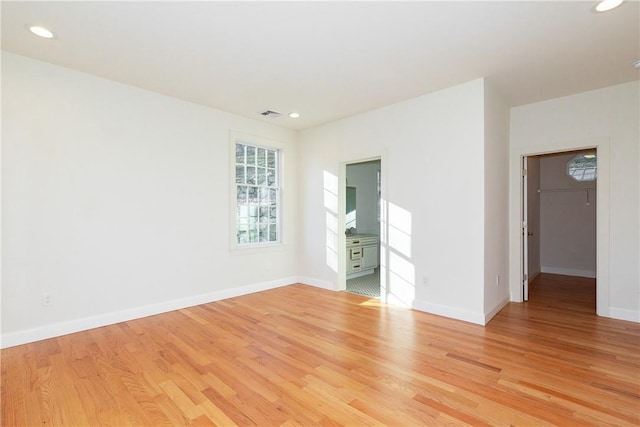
(522, 149), (597, 312)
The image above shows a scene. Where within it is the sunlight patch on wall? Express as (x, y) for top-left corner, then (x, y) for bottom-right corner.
(380, 198), (415, 307)
(326, 211), (338, 272)
(323, 171), (339, 214)
(324, 171), (339, 272)
(387, 251), (416, 306)
(387, 202), (412, 258)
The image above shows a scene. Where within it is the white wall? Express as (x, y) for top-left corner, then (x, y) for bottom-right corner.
(1, 53), (300, 347)
(299, 79), (493, 324)
(539, 152), (596, 278)
(510, 81), (639, 322)
(346, 160), (380, 236)
(483, 81), (510, 318)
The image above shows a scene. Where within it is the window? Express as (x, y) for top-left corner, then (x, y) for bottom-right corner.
(235, 141), (280, 245)
(567, 153), (597, 182)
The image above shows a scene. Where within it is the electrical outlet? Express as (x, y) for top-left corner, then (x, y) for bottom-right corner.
(42, 293), (52, 306)
(422, 276), (428, 286)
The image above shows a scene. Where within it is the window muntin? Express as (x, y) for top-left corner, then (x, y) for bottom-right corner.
(567, 153), (597, 182)
(235, 142), (280, 245)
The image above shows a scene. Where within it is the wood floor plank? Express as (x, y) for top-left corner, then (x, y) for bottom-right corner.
(2, 273), (639, 426)
(197, 399), (238, 427)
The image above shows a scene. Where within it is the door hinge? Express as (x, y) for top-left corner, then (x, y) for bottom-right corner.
(522, 168), (527, 177)
(523, 273), (528, 282)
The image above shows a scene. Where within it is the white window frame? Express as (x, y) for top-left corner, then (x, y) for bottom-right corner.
(567, 152), (597, 182)
(230, 132), (284, 250)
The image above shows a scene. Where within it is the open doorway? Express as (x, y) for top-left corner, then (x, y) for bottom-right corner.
(523, 149), (597, 310)
(344, 159), (381, 298)
(510, 139), (609, 317)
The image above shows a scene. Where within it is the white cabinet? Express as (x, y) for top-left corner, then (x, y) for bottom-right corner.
(346, 235), (378, 278)
(361, 244), (378, 270)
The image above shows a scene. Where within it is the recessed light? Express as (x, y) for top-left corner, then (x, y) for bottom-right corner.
(594, 0), (624, 12)
(29, 26), (54, 38)
(288, 112), (300, 119)
(584, 154), (597, 159)
(633, 59), (640, 70)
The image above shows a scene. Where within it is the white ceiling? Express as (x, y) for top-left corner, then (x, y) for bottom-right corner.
(2, 1), (639, 130)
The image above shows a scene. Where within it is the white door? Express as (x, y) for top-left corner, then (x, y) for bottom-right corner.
(522, 156), (529, 301)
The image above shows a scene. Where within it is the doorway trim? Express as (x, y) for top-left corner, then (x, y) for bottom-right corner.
(509, 138), (610, 317)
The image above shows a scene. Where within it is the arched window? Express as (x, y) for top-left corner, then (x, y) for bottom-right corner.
(567, 153), (597, 182)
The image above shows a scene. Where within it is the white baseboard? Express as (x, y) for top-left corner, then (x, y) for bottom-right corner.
(608, 307), (640, 323)
(296, 276), (336, 291)
(412, 299), (485, 325)
(0, 276), (299, 349)
(541, 266), (596, 278)
(484, 296), (510, 324)
(528, 270), (540, 283)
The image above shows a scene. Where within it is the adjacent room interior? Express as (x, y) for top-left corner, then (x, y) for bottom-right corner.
(345, 159), (381, 299)
(525, 150), (598, 306)
(1, 1), (639, 425)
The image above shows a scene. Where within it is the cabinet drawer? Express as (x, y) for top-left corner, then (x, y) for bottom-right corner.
(358, 237), (378, 246)
(346, 239), (361, 248)
(350, 261), (361, 272)
(347, 236), (378, 247)
(349, 248), (361, 260)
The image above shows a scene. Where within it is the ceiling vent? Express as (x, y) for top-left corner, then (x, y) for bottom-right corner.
(260, 109), (282, 118)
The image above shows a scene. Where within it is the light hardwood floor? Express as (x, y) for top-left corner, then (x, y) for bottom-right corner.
(2, 273), (639, 426)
